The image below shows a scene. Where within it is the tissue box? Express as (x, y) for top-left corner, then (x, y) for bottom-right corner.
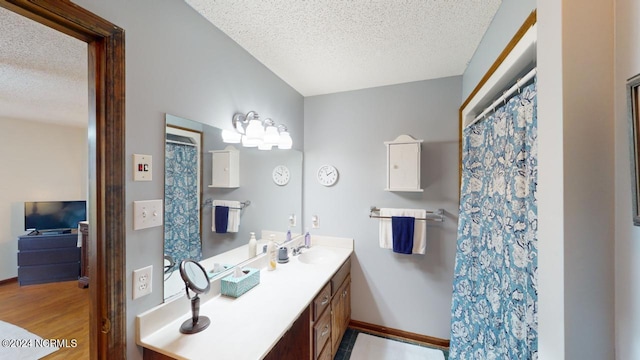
(221, 267), (260, 298)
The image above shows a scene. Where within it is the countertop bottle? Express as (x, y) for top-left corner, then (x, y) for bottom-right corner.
(304, 228), (311, 248)
(267, 234), (277, 271)
(248, 232), (257, 258)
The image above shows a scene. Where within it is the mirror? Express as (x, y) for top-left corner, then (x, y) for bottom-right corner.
(179, 260), (211, 334)
(163, 114), (303, 301)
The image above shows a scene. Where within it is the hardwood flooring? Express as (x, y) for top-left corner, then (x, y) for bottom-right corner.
(0, 279), (89, 359)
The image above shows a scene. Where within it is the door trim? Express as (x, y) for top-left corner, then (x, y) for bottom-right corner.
(0, 1), (126, 358)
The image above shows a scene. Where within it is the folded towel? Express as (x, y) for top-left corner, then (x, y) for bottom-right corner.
(212, 200), (242, 233)
(392, 216), (414, 254)
(378, 208), (428, 254)
(214, 206), (229, 233)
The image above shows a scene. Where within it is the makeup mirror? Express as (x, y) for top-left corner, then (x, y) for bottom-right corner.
(179, 259), (211, 334)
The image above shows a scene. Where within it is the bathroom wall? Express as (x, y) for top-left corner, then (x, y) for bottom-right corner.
(304, 76), (461, 339)
(461, 0), (537, 99)
(0, 118), (87, 281)
(70, 1), (304, 359)
(614, 0), (640, 359)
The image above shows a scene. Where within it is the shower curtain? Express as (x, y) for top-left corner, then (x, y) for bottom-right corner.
(164, 142), (202, 271)
(450, 80), (538, 359)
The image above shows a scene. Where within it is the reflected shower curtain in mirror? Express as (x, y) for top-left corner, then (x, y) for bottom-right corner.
(165, 142), (202, 272)
(450, 80), (538, 359)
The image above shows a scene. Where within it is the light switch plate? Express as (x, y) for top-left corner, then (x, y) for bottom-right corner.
(133, 154), (152, 181)
(133, 265), (152, 299)
(133, 200), (163, 230)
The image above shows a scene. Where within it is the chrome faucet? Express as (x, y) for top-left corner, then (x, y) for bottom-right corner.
(291, 244), (307, 256)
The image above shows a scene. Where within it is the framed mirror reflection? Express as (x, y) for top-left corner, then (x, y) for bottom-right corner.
(163, 114), (302, 300)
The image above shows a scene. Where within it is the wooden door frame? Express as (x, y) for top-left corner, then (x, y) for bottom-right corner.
(0, 1), (126, 358)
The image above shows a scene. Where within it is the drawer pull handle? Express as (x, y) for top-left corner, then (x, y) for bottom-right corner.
(321, 325), (329, 337)
(320, 295), (329, 305)
(342, 290), (347, 298)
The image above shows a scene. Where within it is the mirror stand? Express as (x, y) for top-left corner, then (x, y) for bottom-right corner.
(180, 292), (210, 334)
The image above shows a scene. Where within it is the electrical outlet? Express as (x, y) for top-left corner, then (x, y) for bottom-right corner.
(288, 214), (296, 227)
(133, 265), (152, 299)
(312, 215), (319, 229)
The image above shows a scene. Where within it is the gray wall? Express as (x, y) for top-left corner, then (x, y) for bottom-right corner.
(462, 0), (537, 100)
(615, 0), (640, 359)
(303, 77), (461, 338)
(71, 1), (303, 359)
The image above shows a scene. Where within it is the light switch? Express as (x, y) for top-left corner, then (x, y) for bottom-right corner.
(133, 200), (163, 230)
(133, 154), (152, 181)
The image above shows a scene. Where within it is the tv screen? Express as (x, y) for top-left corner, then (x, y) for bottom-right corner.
(24, 201), (87, 232)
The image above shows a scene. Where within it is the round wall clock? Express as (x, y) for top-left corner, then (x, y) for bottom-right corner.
(272, 165), (290, 186)
(317, 164), (338, 186)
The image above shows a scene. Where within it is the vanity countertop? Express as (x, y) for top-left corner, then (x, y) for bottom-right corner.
(136, 236), (353, 360)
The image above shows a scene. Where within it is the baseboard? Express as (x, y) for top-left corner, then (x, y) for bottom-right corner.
(348, 319), (450, 349)
(0, 277), (18, 286)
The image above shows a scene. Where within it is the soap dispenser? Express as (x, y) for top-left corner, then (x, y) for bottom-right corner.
(248, 232), (257, 258)
(286, 228), (292, 242)
(267, 234), (277, 271)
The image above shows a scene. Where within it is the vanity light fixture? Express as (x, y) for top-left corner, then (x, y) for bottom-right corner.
(226, 111), (293, 150)
(277, 125), (293, 150)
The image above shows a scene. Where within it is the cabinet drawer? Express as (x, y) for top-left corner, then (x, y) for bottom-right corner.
(313, 308), (331, 359)
(313, 283), (331, 321)
(317, 340), (332, 360)
(331, 257), (351, 295)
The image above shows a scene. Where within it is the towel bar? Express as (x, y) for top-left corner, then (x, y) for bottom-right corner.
(369, 206), (445, 222)
(203, 199), (251, 210)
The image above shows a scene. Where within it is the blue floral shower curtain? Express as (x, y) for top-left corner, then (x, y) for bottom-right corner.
(450, 80), (538, 359)
(164, 142), (202, 271)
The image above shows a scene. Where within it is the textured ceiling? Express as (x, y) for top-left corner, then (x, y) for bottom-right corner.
(0, 1), (502, 127)
(0, 6), (87, 127)
(186, 0), (502, 96)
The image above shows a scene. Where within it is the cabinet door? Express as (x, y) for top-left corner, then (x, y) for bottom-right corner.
(388, 143), (420, 190)
(211, 151), (230, 187)
(331, 275), (351, 356)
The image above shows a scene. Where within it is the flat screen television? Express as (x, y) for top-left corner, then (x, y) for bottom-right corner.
(24, 201), (87, 233)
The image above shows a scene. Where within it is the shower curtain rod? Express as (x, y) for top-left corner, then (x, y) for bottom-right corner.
(471, 67), (538, 126)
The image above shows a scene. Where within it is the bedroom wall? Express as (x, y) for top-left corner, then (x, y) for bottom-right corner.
(0, 118), (87, 281)
(614, 0), (640, 358)
(70, 1), (304, 359)
(303, 76), (461, 339)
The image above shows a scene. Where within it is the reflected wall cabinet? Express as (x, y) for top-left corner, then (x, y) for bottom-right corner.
(209, 146), (239, 188)
(385, 134), (423, 192)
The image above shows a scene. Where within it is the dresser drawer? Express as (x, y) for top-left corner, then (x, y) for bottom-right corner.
(18, 247), (80, 266)
(313, 308), (331, 359)
(313, 283), (331, 321)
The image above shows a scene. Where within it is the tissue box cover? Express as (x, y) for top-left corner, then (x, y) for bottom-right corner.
(221, 267), (260, 298)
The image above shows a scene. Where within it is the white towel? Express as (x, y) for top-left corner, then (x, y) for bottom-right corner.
(211, 200), (241, 233)
(378, 208), (427, 254)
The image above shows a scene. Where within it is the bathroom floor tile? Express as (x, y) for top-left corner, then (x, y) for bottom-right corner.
(335, 327), (449, 360)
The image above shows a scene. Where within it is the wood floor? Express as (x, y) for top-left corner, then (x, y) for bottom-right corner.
(0, 279), (90, 359)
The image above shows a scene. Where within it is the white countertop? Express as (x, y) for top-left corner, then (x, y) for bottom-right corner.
(137, 235), (353, 360)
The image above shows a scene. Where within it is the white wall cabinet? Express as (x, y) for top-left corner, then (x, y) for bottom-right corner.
(208, 146), (239, 188)
(385, 135), (423, 192)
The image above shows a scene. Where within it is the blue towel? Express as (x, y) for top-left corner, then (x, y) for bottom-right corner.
(392, 216), (415, 254)
(214, 206), (229, 233)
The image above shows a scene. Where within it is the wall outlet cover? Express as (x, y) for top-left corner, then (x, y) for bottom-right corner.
(133, 265), (152, 299)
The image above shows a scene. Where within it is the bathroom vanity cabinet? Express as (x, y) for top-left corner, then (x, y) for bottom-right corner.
(138, 239), (354, 360)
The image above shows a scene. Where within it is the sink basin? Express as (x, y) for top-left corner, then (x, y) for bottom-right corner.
(296, 247), (337, 264)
